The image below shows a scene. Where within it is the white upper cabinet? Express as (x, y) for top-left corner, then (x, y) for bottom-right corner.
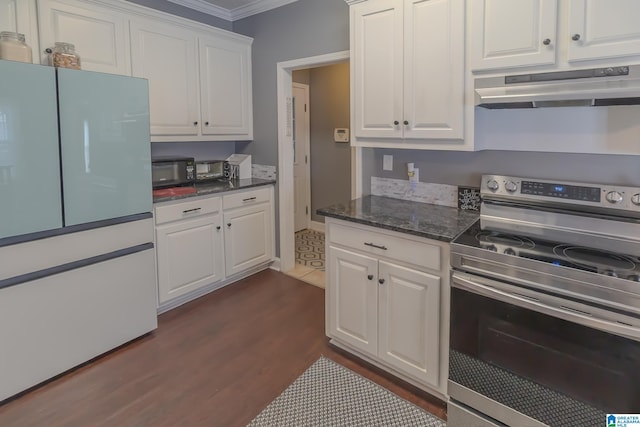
(352, 0), (403, 139)
(351, 0), (465, 146)
(469, 0), (640, 72)
(130, 18), (200, 136)
(130, 16), (253, 142)
(199, 35), (253, 138)
(37, 0), (131, 74)
(468, 0), (558, 71)
(567, 0), (640, 62)
(404, 0), (464, 140)
(0, 0), (39, 60)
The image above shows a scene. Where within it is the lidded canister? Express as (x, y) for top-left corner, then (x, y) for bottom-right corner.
(0, 31), (33, 63)
(49, 42), (81, 69)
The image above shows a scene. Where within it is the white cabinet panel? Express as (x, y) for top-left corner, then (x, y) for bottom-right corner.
(328, 246), (379, 357)
(404, 0), (464, 139)
(568, 0), (640, 62)
(223, 203), (272, 277)
(156, 213), (224, 303)
(352, 0), (403, 138)
(378, 261), (440, 385)
(37, 0), (130, 74)
(130, 17), (200, 136)
(468, 0), (557, 70)
(199, 36), (252, 138)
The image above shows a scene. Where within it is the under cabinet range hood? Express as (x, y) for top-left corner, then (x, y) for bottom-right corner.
(475, 65), (640, 109)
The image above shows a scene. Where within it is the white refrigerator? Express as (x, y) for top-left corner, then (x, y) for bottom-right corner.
(0, 60), (157, 401)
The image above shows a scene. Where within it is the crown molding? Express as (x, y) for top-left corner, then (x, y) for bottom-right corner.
(167, 0), (233, 21)
(231, 0), (299, 21)
(168, 0), (300, 21)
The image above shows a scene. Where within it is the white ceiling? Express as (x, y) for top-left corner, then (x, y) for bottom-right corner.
(168, 0), (300, 21)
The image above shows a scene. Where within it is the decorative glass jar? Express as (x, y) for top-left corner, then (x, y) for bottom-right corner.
(0, 32), (32, 63)
(49, 42), (81, 70)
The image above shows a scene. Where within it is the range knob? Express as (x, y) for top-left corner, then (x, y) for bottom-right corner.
(505, 181), (518, 193)
(605, 191), (624, 204)
(487, 179), (499, 191)
(632, 193), (640, 206)
(504, 248), (516, 256)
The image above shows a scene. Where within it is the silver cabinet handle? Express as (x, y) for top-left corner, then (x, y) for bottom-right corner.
(364, 242), (387, 250)
(572, 34), (581, 41)
(542, 38), (551, 45)
(182, 207), (202, 214)
(242, 196), (257, 202)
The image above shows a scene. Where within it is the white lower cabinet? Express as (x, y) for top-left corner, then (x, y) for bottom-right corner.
(326, 218), (446, 394)
(154, 186), (274, 309)
(156, 213), (224, 304)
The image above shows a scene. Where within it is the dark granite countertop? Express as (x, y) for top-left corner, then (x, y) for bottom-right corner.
(153, 178), (276, 204)
(317, 195), (479, 242)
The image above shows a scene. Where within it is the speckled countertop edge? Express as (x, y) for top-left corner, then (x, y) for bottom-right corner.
(153, 178), (276, 204)
(317, 195), (479, 242)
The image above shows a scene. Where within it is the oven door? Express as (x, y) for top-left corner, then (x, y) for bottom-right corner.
(449, 271), (640, 427)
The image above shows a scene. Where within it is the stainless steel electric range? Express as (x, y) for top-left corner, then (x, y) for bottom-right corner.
(448, 175), (640, 427)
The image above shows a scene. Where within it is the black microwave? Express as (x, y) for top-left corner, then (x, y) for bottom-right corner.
(151, 157), (195, 189)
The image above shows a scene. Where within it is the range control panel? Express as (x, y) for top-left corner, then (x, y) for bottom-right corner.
(481, 175), (640, 213)
(520, 181), (601, 202)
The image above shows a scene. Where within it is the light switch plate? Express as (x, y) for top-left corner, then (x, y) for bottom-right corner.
(383, 155), (393, 171)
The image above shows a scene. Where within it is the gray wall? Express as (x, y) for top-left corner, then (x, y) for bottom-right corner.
(233, 0), (349, 166)
(126, 0), (233, 30)
(309, 62), (351, 223)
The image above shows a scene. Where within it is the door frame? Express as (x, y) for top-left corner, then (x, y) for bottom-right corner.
(292, 82), (311, 232)
(277, 51), (356, 273)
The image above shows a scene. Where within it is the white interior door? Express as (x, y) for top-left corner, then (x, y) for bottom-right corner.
(293, 83), (310, 232)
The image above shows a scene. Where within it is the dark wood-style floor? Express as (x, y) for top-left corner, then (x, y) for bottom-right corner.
(0, 269), (446, 426)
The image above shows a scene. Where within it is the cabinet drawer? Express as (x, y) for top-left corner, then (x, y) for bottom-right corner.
(155, 196), (221, 225)
(329, 222), (441, 272)
(223, 187), (271, 210)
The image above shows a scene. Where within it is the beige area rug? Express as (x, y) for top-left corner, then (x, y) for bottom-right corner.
(247, 356), (446, 426)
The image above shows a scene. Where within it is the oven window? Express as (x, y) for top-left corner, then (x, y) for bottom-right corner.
(450, 286), (640, 426)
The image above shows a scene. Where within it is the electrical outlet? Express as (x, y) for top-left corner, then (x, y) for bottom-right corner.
(383, 155), (393, 171)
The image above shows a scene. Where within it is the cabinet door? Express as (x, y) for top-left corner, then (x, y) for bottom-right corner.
(404, 0), (463, 140)
(130, 18), (200, 136)
(351, 0), (403, 138)
(199, 36), (253, 139)
(327, 246), (379, 357)
(0, 0), (38, 60)
(223, 203), (272, 277)
(468, 0), (557, 71)
(156, 214), (224, 304)
(378, 261), (440, 387)
(568, 0), (640, 62)
(37, 0), (130, 74)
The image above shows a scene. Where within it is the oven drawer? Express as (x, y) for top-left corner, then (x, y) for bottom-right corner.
(447, 401), (503, 427)
(329, 222), (441, 271)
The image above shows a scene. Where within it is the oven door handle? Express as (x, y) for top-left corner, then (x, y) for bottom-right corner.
(452, 272), (640, 341)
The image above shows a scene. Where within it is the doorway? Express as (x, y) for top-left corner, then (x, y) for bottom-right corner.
(276, 51), (355, 284)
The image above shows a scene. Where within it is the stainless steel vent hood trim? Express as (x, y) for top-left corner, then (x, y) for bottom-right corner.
(475, 65), (640, 109)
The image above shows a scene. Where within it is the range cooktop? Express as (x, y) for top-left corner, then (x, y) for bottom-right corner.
(453, 220), (640, 283)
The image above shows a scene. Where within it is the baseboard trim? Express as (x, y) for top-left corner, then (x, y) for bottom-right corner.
(309, 221), (325, 233)
(270, 257), (281, 272)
